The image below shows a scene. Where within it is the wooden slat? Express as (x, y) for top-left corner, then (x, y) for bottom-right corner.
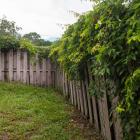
(1, 51), (4, 81)
(76, 81), (80, 110)
(98, 76), (112, 140)
(84, 68), (93, 124)
(98, 98), (106, 137)
(47, 58), (52, 86)
(65, 73), (69, 99)
(8, 49), (13, 81)
(112, 97), (123, 140)
(36, 54), (40, 85)
(29, 56), (34, 84)
(88, 64), (100, 130)
(17, 50), (21, 81)
(73, 81), (77, 107)
(92, 96), (99, 130)
(79, 81), (84, 115)
(0, 50), (2, 81)
(81, 80), (89, 117)
(102, 93), (112, 140)
(23, 51), (27, 83)
(70, 81), (74, 104)
(42, 59), (47, 87)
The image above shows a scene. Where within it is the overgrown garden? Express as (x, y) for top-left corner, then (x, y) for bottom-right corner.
(0, 0), (140, 139)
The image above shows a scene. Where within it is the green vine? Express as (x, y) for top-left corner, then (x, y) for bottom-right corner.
(49, 0), (140, 139)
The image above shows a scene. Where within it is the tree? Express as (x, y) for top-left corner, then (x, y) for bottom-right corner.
(23, 32), (41, 44)
(23, 32), (52, 46)
(0, 17), (21, 37)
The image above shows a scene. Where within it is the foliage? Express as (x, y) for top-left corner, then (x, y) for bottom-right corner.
(118, 68), (140, 140)
(37, 46), (50, 60)
(0, 35), (20, 49)
(23, 32), (52, 46)
(0, 17), (21, 37)
(19, 38), (37, 55)
(49, 0), (140, 139)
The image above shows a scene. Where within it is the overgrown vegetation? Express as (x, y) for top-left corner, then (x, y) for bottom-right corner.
(0, 82), (101, 140)
(49, 0), (140, 139)
(0, 0), (139, 139)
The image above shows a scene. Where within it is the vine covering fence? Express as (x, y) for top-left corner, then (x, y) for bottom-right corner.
(0, 49), (123, 140)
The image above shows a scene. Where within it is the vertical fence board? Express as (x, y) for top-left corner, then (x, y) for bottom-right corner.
(79, 81), (84, 115)
(0, 50), (2, 81)
(47, 59), (52, 86)
(29, 57), (34, 85)
(81, 80), (89, 117)
(23, 51), (27, 83)
(112, 97), (123, 140)
(42, 59), (47, 86)
(17, 50), (21, 81)
(9, 49), (13, 81)
(85, 68), (93, 124)
(102, 93), (112, 140)
(36, 54), (40, 85)
(1, 51), (4, 81)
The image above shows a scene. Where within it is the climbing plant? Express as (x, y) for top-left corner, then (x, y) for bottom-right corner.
(49, 0), (140, 139)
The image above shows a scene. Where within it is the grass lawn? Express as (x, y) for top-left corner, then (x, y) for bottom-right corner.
(0, 82), (101, 140)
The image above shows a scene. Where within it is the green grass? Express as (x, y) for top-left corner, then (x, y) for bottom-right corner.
(0, 82), (84, 140)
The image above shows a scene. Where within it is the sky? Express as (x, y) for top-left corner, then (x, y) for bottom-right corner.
(0, 0), (93, 40)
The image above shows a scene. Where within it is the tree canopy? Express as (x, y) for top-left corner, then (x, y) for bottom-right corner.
(0, 17), (21, 37)
(23, 32), (52, 46)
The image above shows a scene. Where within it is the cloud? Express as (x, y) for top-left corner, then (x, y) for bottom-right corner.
(0, 0), (92, 39)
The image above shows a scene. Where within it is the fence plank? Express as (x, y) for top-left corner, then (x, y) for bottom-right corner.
(36, 54), (40, 85)
(112, 97), (123, 140)
(81, 80), (89, 117)
(16, 50), (21, 81)
(29, 56), (34, 85)
(23, 51), (27, 83)
(85, 68), (93, 124)
(47, 59), (52, 86)
(42, 59), (47, 86)
(79, 81), (84, 115)
(0, 50), (2, 81)
(9, 49), (13, 81)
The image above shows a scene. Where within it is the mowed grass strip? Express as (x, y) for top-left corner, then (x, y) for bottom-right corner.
(0, 82), (84, 140)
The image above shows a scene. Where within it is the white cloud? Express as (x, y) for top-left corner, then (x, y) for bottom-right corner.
(0, 0), (92, 39)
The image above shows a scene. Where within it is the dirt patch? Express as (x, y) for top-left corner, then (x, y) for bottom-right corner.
(1, 132), (9, 140)
(68, 108), (103, 140)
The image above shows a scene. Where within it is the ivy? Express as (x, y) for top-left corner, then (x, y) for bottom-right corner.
(49, 0), (140, 139)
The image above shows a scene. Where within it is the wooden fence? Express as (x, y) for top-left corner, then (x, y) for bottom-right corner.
(0, 49), (123, 140)
(0, 49), (56, 87)
(55, 65), (123, 140)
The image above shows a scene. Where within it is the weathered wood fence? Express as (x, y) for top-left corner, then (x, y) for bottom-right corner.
(55, 65), (123, 140)
(0, 49), (123, 140)
(0, 49), (55, 86)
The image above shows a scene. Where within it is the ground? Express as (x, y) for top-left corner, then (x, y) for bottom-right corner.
(0, 82), (102, 140)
